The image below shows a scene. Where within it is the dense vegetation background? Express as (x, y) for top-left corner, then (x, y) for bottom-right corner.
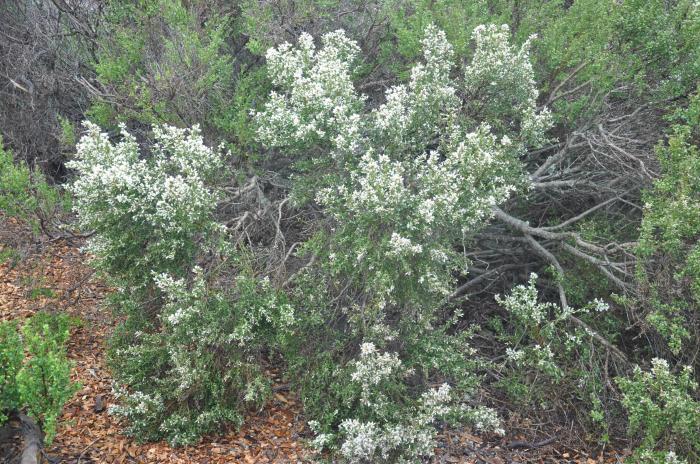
(1, 0), (700, 462)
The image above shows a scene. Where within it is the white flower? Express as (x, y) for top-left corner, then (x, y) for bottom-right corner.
(506, 347), (525, 362)
(592, 298), (609, 312)
(665, 451), (688, 464)
(388, 232), (423, 256)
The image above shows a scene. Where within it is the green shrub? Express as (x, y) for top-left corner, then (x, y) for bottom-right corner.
(635, 92), (700, 363)
(108, 266), (294, 446)
(0, 136), (68, 236)
(90, 0), (237, 142)
(621, 91), (700, 462)
(0, 313), (79, 444)
(69, 122), (228, 444)
(617, 359), (699, 462)
(0, 321), (23, 425)
(282, 273), (493, 462)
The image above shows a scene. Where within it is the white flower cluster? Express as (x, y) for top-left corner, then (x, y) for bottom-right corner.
(254, 30), (363, 157)
(373, 24), (457, 151)
(663, 451), (688, 464)
(340, 150), (408, 216)
(332, 343), (503, 463)
(464, 24), (552, 147)
(338, 417), (439, 464)
(337, 383), (502, 463)
(591, 298), (609, 313)
(496, 273), (555, 326)
(68, 122), (224, 281)
(155, 267), (208, 333)
(257, 24), (549, 307)
(466, 405), (504, 435)
(505, 347), (525, 362)
(109, 387), (166, 442)
(388, 232), (423, 256)
(497, 274), (616, 378)
(331, 344), (442, 462)
(350, 342), (405, 408)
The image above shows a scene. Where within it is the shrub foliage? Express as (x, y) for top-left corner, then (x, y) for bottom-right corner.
(0, 313), (78, 444)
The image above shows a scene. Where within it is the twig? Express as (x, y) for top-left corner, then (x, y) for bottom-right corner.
(77, 436), (102, 464)
(506, 436), (556, 449)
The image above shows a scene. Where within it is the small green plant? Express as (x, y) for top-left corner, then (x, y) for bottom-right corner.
(20, 268), (57, 300)
(0, 321), (23, 425)
(57, 115), (77, 150)
(0, 136), (69, 237)
(494, 274), (618, 441)
(617, 359), (699, 463)
(28, 287), (57, 300)
(0, 246), (20, 267)
(0, 313), (79, 444)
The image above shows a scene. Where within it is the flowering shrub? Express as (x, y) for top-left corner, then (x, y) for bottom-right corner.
(256, 23), (549, 310)
(0, 313), (79, 444)
(70, 123), (293, 445)
(256, 24), (549, 461)
(68, 122), (225, 290)
(109, 267), (294, 445)
(617, 359), (699, 462)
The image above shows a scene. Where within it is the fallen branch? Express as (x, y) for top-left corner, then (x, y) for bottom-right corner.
(492, 206), (632, 287)
(448, 263), (531, 301)
(19, 414), (42, 464)
(506, 436), (556, 449)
